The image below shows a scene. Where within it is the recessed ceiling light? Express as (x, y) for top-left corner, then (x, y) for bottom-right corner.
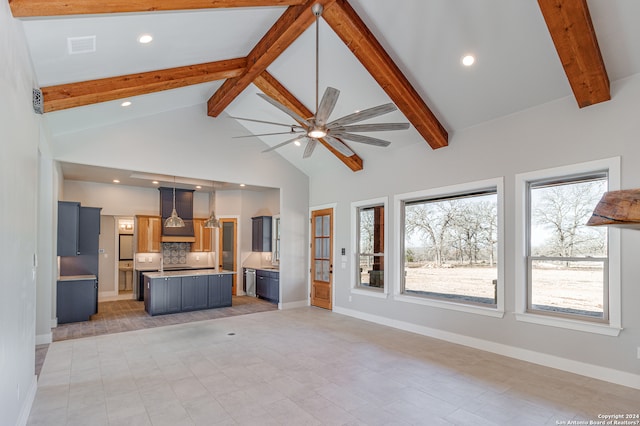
(196, 185), (202, 189)
(152, 181), (159, 185)
(138, 34), (153, 44)
(121, 101), (132, 107)
(113, 179), (120, 183)
(240, 184), (246, 187)
(462, 55), (475, 67)
(294, 140), (301, 147)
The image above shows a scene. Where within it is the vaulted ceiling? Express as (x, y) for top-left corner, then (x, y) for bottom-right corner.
(12, 0), (640, 176)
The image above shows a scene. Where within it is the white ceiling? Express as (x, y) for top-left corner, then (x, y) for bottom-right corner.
(18, 0), (640, 183)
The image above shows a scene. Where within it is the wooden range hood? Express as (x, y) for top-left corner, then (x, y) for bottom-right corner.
(587, 189), (640, 229)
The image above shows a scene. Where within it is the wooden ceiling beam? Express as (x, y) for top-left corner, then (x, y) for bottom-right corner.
(9, 0), (306, 17)
(254, 71), (363, 172)
(538, 0), (610, 108)
(207, 0), (336, 117)
(40, 58), (246, 113)
(322, 0), (448, 150)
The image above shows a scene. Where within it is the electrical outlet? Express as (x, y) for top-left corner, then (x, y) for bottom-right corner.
(348, 296), (352, 302)
(138, 257), (145, 263)
(637, 346), (640, 359)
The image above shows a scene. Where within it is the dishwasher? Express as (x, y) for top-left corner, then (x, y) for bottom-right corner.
(244, 268), (256, 297)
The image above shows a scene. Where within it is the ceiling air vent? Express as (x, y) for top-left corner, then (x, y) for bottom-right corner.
(67, 36), (96, 55)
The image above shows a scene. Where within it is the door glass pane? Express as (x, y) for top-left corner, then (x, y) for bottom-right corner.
(323, 215), (330, 237)
(315, 216), (323, 237)
(315, 238), (322, 258)
(322, 260), (330, 281)
(315, 260), (323, 281)
(322, 238), (330, 258)
(222, 222), (234, 271)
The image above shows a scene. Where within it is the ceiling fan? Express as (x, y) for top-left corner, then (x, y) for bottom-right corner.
(231, 3), (410, 159)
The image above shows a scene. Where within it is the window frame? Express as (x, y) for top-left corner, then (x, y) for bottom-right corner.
(515, 158), (621, 336)
(351, 197), (389, 298)
(394, 178), (505, 318)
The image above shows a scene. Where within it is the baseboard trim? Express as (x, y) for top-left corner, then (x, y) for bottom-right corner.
(333, 306), (640, 390)
(280, 300), (308, 310)
(16, 374), (37, 426)
(35, 332), (52, 345)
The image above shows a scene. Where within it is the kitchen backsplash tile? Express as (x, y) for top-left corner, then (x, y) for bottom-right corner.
(162, 242), (189, 265)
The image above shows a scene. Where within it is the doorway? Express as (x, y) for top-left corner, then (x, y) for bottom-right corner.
(218, 218), (238, 295)
(311, 208), (333, 310)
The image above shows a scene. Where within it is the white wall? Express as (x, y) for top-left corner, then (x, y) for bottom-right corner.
(310, 74), (640, 385)
(51, 107), (309, 305)
(0, 3), (43, 425)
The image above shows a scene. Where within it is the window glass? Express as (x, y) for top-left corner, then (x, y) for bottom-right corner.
(357, 205), (385, 290)
(527, 175), (608, 320)
(402, 190), (498, 306)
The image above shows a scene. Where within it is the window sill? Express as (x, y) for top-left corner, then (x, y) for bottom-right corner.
(351, 288), (388, 299)
(395, 294), (505, 318)
(515, 312), (622, 336)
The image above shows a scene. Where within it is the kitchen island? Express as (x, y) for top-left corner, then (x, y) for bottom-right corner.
(143, 269), (235, 316)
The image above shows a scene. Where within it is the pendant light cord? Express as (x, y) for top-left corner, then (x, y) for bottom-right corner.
(315, 9), (319, 114)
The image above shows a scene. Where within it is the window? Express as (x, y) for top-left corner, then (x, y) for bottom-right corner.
(357, 204), (385, 290)
(515, 158), (621, 335)
(397, 178), (503, 315)
(527, 174), (608, 321)
(352, 198), (387, 296)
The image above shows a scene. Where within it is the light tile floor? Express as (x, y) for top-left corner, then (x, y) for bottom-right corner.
(28, 307), (640, 425)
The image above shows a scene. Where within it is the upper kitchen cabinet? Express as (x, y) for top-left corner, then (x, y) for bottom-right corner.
(78, 207), (101, 255)
(192, 218), (212, 252)
(136, 215), (162, 253)
(57, 201), (101, 256)
(252, 216), (272, 252)
(57, 201), (80, 256)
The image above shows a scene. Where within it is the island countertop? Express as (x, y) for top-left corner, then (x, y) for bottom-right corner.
(143, 269), (236, 279)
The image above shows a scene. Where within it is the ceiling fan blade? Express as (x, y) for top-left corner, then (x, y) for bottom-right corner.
(323, 135), (354, 157)
(338, 133), (391, 147)
(233, 130), (305, 139)
(303, 139), (318, 158)
(327, 103), (398, 127)
(262, 135), (307, 153)
(315, 87), (340, 126)
(229, 116), (303, 129)
(330, 122), (410, 133)
(257, 93), (310, 127)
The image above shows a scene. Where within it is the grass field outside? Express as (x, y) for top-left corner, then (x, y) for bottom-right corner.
(402, 264), (603, 316)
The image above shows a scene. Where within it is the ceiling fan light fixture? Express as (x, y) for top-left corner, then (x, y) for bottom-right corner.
(308, 127), (327, 139)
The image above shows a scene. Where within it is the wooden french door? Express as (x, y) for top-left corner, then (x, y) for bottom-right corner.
(311, 208), (333, 310)
(218, 218), (238, 295)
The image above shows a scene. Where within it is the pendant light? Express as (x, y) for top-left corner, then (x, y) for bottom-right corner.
(203, 182), (219, 228)
(164, 176), (185, 228)
(203, 210), (219, 228)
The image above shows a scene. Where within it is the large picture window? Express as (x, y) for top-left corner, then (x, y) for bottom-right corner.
(527, 174), (608, 321)
(515, 158), (621, 336)
(401, 186), (499, 308)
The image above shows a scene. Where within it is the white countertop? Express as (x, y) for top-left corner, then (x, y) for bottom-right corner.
(58, 275), (97, 281)
(143, 269), (236, 279)
(243, 265), (279, 271)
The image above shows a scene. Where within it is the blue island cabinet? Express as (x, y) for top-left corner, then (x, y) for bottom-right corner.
(208, 274), (232, 308)
(182, 275), (208, 311)
(144, 272), (233, 316)
(144, 276), (181, 315)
